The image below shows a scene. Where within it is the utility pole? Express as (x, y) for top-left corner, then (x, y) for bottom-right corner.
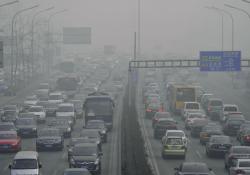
(137, 0), (141, 57)
(134, 32), (137, 60)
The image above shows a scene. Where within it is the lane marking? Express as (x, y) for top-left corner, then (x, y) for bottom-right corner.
(196, 150), (202, 159)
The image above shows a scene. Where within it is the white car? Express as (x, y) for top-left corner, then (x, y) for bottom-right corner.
(162, 130), (188, 149)
(181, 102), (201, 119)
(24, 95), (38, 106)
(48, 92), (64, 104)
(222, 104), (239, 122)
(29, 106), (46, 123)
(229, 158), (250, 175)
(56, 103), (75, 120)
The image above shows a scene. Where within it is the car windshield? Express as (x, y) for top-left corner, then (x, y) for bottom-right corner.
(50, 120), (68, 126)
(186, 103), (199, 109)
(182, 164), (209, 173)
(19, 113), (34, 118)
(159, 120), (175, 125)
(0, 133), (17, 139)
(16, 119), (34, 125)
(224, 106), (238, 112)
(49, 95), (62, 100)
(4, 106), (16, 111)
(156, 112), (171, 118)
(211, 136), (230, 143)
(44, 103), (57, 109)
(228, 120), (244, 125)
(72, 146), (97, 156)
(4, 111), (16, 116)
(167, 132), (184, 137)
(57, 106), (74, 112)
(166, 138), (183, 145)
(233, 147), (250, 154)
(81, 130), (99, 138)
(38, 129), (60, 137)
(12, 159), (37, 169)
(29, 107), (43, 112)
(210, 100), (223, 106)
(0, 124), (15, 131)
(26, 97), (37, 101)
(239, 161), (250, 167)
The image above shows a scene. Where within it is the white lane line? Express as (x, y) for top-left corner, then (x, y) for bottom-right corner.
(196, 150), (202, 159)
(62, 151), (67, 159)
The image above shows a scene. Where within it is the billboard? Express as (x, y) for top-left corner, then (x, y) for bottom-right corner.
(0, 41), (3, 68)
(63, 27), (91, 44)
(200, 51), (241, 72)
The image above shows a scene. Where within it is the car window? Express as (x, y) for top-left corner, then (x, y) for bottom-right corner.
(224, 106), (238, 112)
(210, 100), (223, 106)
(166, 138), (183, 145)
(12, 159), (38, 169)
(186, 103), (199, 109)
(239, 161), (250, 167)
(72, 146), (97, 156)
(0, 133), (17, 139)
(182, 164), (209, 173)
(57, 106), (74, 112)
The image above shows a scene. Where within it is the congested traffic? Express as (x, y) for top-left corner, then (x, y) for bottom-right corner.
(140, 68), (250, 175)
(0, 57), (126, 175)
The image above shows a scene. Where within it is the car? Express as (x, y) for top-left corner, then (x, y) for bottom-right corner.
(48, 92), (64, 104)
(69, 100), (83, 118)
(225, 146), (250, 169)
(3, 104), (19, 113)
(68, 143), (103, 175)
(222, 104), (239, 122)
(18, 112), (37, 121)
(43, 102), (58, 117)
(206, 98), (223, 121)
(47, 119), (72, 138)
(229, 159), (250, 175)
(0, 122), (17, 131)
(15, 118), (37, 137)
(154, 118), (177, 139)
(163, 130), (188, 149)
(185, 112), (206, 130)
(1, 110), (18, 122)
(36, 128), (64, 151)
(64, 168), (91, 175)
(56, 103), (76, 120)
(223, 118), (245, 136)
(161, 136), (186, 159)
(181, 101), (201, 119)
(23, 95), (38, 106)
(188, 117), (207, 135)
(29, 106), (46, 123)
(85, 120), (107, 143)
(205, 135), (232, 157)
(237, 122), (250, 141)
(152, 112), (171, 128)
(200, 93), (213, 109)
(238, 129), (250, 146)
(145, 102), (163, 119)
(9, 151), (42, 175)
(0, 130), (21, 152)
(199, 123), (223, 145)
(174, 162), (213, 175)
(224, 112), (245, 123)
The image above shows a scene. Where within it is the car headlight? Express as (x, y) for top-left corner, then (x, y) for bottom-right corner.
(101, 130), (106, 134)
(32, 128), (37, 131)
(70, 158), (75, 164)
(67, 128), (71, 132)
(94, 159), (99, 165)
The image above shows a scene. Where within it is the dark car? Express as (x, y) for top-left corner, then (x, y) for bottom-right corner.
(56, 116), (74, 128)
(237, 122), (250, 141)
(206, 98), (223, 121)
(44, 102), (58, 117)
(36, 128), (64, 151)
(0, 122), (16, 131)
(239, 129), (250, 146)
(80, 129), (101, 142)
(224, 146), (250, 169)
(153, 118), (177, 139)
(223, 118), (245, 136)
(85, 120), (107, 143)
(174, 162), (212, 175)
(152, 112), (171, 128)
(190, 118), (208, 138)
(15, 118), (37, 137)
(1, 110), (18, 122)
(145, 102), (163, 119)
(47, 119), (72, 138)
(199, 124), (223, 145)
(64, 168), (91, 175)
(205, 135), (232, 157)
(68, 143), (102, 175)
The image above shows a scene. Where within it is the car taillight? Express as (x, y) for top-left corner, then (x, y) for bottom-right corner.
(244, 135), (250, 140)
(236, 169), (245, 174)
(146, 109), (152, 112)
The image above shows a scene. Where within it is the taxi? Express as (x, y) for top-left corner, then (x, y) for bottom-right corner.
(161, 136), (186, 159)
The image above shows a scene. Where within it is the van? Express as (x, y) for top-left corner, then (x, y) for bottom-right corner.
(9, 151), (42, 175)
(207, 98), (223, 121)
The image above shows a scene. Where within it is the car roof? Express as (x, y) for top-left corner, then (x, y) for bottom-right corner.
(166, 136), (183, 139)
(208, 98), (222, 101)
(58, 103), (74, 107)
(223, 104), (238, 107)
(64, 168), (89, 172)
(166, 130), (184, 133)
(74, 142), (97, 147)
(14, 151), (38, 159)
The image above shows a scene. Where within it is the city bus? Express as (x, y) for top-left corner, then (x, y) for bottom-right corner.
(167, 83), (196, 114)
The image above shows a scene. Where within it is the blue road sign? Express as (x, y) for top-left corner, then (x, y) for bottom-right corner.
(200, 51), (241, 72)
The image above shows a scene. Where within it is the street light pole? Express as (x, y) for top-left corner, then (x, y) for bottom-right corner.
(0, 0), (19, 8)
(47, 9), (67, 76)
(10, 5), (39, 95)
(205, 7), (224, 51)
(31, 7), (54, 78)
(137, 0), (141, 57)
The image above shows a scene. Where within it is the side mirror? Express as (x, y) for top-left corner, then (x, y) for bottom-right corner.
(39, 164), (42, 168)
(99, 152), (103, 156)
(174, 167), (179, 171)
(8, 165), (12, 169)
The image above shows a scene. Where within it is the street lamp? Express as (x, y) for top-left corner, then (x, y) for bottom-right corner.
(10, 4), (39, 95)
(205, 6), (224, 51)
(209, 7), (235, 51)
(47, 9), (67, 76)
(0, 0), (19, 8)
(31, 6), (54, 77)
(225, 4), (250, 20)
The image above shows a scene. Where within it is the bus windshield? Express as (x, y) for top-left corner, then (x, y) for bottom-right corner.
(176, 88), (195, 101)
(85, 99), (113, 116)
